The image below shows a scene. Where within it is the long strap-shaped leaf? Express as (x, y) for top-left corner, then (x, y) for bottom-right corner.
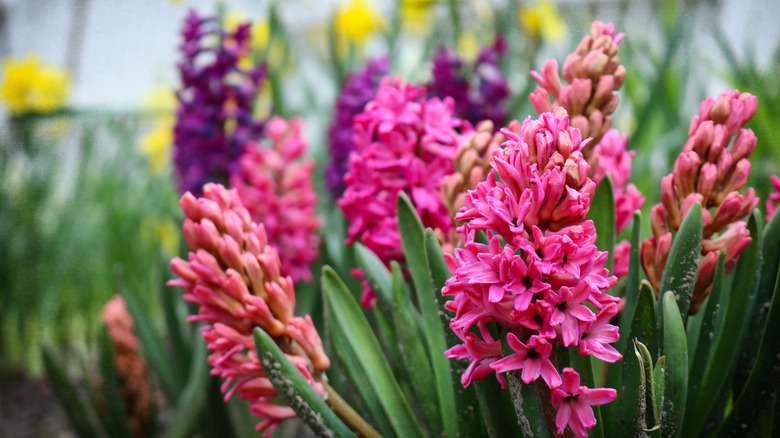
(323, 266), (424, 438)
(587, 173), (616, 272)
(660, 291), (688, 438)
(41, 345), (101, 438)
(253, 327), (356, 438)
(682, 213), (760, 437)
(396, 192), (458, 438)
(658, 202), (703, 335)
(713, 252), (780, 436)
(424, 228), (489, 437)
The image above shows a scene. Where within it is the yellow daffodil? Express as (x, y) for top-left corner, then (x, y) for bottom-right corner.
(224, 11), (291, 72)
(335, 0), (383, 45)
(400, 0), (437, 34)
(519, 0), (568, 44)
(1, 55), (70, 115)
(139, 119), (173, 174)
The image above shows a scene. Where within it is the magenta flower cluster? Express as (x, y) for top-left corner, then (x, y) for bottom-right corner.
(338, 77), (470, 304)
(230, 116), (321, 284)
(428, 36), (511, 129)
(443, 110), (618, 438)
(326, 56), (390, 199)
(174, 10), (266, 197)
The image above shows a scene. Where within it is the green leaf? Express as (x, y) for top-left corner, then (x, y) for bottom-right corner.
(396, 192), (458, 438)
(618, 210), (643, 351)
(588, 173), (616, 272)
(683, 213), (760, 437)
(122, 290), (183, 401)
(323, 266), (424, 438)
(390, 261), (441, 436)
(97, 327), (133, 438)
(734, 208), (780, 394)
(355, 242), (394, 309)
(636, 340), (659, 430)
(658, 202), (703, 330)
(714, 260), (780, 437)
(473, 375), (526, 438)
(660, 291), (688, 438)
(253, 327), (356, 438)
(653, 356), (666, 420)
(622, 281), (658, 430)
(164, 334), (209, 438)
(41, 345), (100, 438)
(686, 252), (726, 413)
(424, 228), (488, 437)
(505, 371), (553, 438)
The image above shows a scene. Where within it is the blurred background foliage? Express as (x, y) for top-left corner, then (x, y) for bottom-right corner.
(0, 0), (778, 434)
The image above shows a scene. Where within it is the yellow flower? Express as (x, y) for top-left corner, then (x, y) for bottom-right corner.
(143, 85), (176, 112)
(400, 0), (437, 34)
(138, 118), (173, 174)
(519, 0), (568, 44)
(224, 11), (290, 72)
(142, 216), (180, 258)
(1, 55), (70, 115)
(457, 33), (481, 63)
(335, 0), (383, 45)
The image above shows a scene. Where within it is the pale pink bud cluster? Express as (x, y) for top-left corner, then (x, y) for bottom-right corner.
(230, 116), (321, 284)
(338, 76), (471, 306)
(101, 295), (154, 437)
(766, 175), (780, 221)
(642, 90), (759, 314)
(168, 183), (330, 436)
(530, 22), (641, 279)
(438, 120), (504, 254)
(529, 21), (625, 150)
(443, 110), (617, 438)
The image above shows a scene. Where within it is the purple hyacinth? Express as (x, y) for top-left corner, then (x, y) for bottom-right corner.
(326, 56), (390, 199)
(173, 9), (266, 196)
(428, 36), (511, 128)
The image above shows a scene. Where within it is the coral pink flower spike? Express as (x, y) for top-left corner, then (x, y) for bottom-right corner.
(168, 183), (329, 437)
(552, 368), (616, 438)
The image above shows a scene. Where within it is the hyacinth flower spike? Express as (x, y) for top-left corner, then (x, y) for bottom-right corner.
(168, 183), (330, 436)
(230, 116), (321, 284)
(641, 90), (759, 313)
(444, 108), (619, 437)
(101, 295), (154, 437)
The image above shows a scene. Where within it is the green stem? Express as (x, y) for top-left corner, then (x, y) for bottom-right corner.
(320, 380), (381, 438)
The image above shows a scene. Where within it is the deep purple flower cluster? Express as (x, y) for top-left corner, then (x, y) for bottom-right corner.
(173, 10), (266, 196)
(428, 36), (511, 128)
(326, 56), (390, 199)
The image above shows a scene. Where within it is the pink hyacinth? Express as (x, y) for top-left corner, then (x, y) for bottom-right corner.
(444, 109), (619, 437)
(168, 183), (330, 436)
(767, 175), (780, 221)
(230, 116), (321, 284)
(642, 90), (759, 314)
(339, 76), (471, 305)
(552, 368), (617, 438)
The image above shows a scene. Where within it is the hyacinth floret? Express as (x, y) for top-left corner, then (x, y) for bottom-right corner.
(768, 175), (780, 221)
(641, 90), (759, 314)
(230, 116), (321, 284)
(339, 76), (471, 305)
(326, 56), (390, 199)
(443, 109), (618, 437)
(428, 36), (511, 128)
(168, 183), (330, 436)
(174, 10), (266, 196)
